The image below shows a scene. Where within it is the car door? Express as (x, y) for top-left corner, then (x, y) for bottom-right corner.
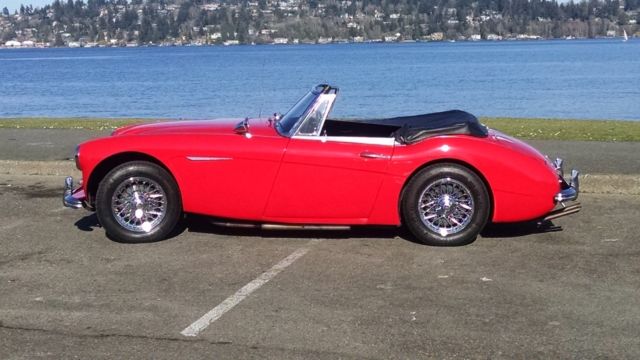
(176, 130), (288, 220)
(264, 136), (394, 223)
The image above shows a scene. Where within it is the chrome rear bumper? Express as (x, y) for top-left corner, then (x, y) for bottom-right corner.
(544, 158), (580, 221)
(555, 169), (579, 203)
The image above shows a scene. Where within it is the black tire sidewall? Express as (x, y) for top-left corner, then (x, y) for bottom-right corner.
(95, 161), (181, 243)
(402, 163), (490, 246)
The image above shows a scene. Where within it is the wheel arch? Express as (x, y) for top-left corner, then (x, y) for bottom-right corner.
(398, 158), (494, 224)
(86, 152), (179, 207)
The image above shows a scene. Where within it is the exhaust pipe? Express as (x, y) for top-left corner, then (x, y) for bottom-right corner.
(543, 203), (582, 221)
(261, 224), (350, 231)
(209, 220), (350, 231)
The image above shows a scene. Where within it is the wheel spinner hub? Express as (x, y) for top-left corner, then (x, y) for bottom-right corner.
(418, 178), (475, 236)
(111, 176), (166, 233)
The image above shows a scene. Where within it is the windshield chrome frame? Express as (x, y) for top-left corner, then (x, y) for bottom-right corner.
(275, 84), (339, 138)
(289, 93), (337, 137)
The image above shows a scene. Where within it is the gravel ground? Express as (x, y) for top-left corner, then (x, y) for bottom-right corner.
(0, 175), (639, 358)
(0, 128), (639, 358)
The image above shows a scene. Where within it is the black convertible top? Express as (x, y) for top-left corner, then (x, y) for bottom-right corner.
(364, 110), (488, 145)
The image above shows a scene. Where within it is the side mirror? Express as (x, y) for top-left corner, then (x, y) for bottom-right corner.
(234, 118), (252, 138)
(268, 113), (281, 127)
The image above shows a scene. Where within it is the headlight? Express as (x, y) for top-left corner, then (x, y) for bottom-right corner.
(74, 145), (81, 170)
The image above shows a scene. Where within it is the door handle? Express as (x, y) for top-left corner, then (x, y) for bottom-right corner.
(360, 151), (389, 159)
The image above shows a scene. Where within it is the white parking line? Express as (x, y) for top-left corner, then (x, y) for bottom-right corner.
(180, 239), (322, 337)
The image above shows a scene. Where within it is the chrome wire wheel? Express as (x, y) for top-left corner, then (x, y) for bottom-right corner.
(111, 176), (167, 233)
(418, 177), (475, 236)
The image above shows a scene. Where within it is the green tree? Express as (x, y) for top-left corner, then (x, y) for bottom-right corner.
(617, 11), (629, 25)
(54, 32), (65, 46)
(139, 16), (153, 43)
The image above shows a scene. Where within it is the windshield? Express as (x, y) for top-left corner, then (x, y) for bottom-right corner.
(296, 95), (334, 136)
(276, 88), (322, 136)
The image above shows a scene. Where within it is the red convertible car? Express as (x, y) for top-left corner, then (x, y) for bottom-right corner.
(64, 84), (580, 246)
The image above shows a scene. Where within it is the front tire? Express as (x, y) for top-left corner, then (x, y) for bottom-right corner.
(402, 163), (490, 246)
(96, 161), (182, 243)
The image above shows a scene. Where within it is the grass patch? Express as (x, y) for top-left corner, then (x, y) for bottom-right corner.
(481, 117), (640, 142)
(0, 117), (150, 131)
(1, 117), (639, 141)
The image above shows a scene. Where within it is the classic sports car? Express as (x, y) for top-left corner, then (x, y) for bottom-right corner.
(64, 84), (580, 246)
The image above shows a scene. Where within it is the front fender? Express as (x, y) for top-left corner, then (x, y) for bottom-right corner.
(76, 135), (188, 207)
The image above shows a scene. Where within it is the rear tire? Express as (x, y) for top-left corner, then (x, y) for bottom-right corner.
(401, 163), (490, 246)
(96, 161), (181, 243)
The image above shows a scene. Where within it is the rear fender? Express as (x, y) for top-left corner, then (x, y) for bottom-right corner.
(385, 135), (559, 223)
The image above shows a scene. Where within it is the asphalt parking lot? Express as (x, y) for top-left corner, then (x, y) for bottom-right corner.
(1, 173), (639, 359)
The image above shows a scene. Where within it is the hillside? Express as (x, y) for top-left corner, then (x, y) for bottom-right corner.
(1, 0), (639, 46)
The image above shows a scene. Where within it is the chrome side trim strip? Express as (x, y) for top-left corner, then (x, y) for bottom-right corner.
(292, 135), (396, 146)
(186, 156), (233, 161)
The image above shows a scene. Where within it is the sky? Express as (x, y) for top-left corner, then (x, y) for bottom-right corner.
(2, 0), (53, 12)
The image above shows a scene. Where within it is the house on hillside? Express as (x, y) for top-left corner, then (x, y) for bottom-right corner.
(4, 40), (21, 47)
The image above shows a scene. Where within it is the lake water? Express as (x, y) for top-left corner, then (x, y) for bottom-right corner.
(0, 39), (638, 120)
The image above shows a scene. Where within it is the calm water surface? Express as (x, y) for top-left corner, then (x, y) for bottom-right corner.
(0, 39), (638, 120)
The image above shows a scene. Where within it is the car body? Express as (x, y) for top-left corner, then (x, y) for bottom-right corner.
(64, 84), (580, 245)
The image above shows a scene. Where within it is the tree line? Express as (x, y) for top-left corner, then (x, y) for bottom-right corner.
(2, 0), (638, 44)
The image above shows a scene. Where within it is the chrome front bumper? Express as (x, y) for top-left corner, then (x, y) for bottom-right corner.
(63, 176), (87, 209)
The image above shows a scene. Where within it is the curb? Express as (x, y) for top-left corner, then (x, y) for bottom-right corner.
(579, 173), (640, 196)
(0, 160), (81, 178)
(1, 160), (638, 195)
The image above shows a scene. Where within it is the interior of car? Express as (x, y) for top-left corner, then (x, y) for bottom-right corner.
(322, 110), (488, 144)
(322, 119), (400, 137)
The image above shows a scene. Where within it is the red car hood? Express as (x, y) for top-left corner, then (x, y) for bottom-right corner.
(111, 118), (277, 137)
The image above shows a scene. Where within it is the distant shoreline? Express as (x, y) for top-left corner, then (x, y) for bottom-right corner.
(1, 117), (639, 142)
(0, 36), (634, 50)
